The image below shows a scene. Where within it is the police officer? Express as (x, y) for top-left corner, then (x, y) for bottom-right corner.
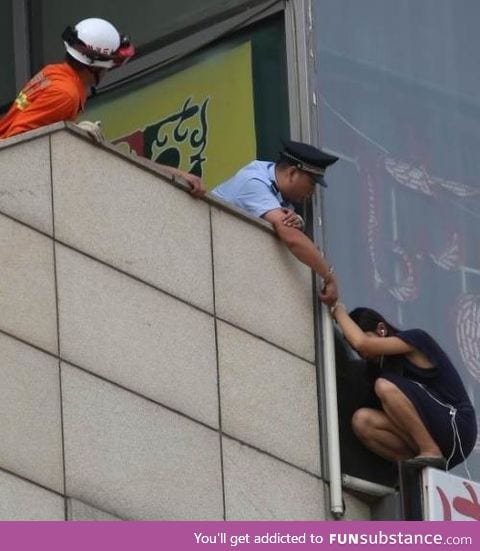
(211, 140), (339, 302)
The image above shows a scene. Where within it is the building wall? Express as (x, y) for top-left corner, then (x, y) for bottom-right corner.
(0, 124), (370, 520)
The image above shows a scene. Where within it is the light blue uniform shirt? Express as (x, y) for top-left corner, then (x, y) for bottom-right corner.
(211, 161), (294, 218)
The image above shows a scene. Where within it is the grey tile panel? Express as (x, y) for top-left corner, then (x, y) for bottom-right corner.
(62, 363), (223, 520)
(211, 208), (315, 362)
(56, 244), (218, 427)
(0, 470), (64, 520)
(51, 131), (213, 313)
(0, 333), (63, 493)
(0, 214), (57, 354)
(0, 333), (63, 492)
(218, 322), (320, 474)
(0, 136), (53, 235)
(223, 438), (325, 520)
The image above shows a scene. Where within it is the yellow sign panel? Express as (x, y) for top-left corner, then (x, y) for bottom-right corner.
(83, 42), (257, 189)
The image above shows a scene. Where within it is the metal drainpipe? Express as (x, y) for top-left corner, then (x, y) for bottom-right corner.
(285, 0), (344, 519)
(314, 188), (344, 520)
(321, 300), (344, 518)
(322, 298), (345, 518)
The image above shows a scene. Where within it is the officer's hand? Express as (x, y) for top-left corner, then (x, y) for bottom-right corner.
(318, 277), (338, 305)
(153, 164), (206, 198)
(76, 120), (105, 143)
(182, 171), (206, 198)
(281, 208), (305, 230)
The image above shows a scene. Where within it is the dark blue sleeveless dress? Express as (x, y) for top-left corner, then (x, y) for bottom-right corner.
(374, 329), (477, 468)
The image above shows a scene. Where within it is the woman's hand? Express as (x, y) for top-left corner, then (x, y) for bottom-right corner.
(318, 276), (338, 305)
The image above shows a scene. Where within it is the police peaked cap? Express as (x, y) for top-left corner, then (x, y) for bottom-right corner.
(280, 140), (339, 187)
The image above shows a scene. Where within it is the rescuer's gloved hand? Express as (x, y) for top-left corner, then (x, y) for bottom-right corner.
(76, 120), (105, 143)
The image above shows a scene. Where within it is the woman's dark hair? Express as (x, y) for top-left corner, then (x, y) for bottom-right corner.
(349, 307), (400, 337)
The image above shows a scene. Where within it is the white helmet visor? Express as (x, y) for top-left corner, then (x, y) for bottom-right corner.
(62, 25), (135, 69)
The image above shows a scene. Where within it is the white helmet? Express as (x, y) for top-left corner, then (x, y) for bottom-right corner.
(62, 17), (134, 69)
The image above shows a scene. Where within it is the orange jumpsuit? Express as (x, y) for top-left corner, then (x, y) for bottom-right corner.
(0, 62), (86, 139)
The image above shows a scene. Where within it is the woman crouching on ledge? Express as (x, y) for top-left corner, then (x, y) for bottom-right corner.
(329, 303), (477, 470)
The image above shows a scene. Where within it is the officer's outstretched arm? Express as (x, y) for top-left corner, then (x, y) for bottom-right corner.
(262, 208), (337, 303)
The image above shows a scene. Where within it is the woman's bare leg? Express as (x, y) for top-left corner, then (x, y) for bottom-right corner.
(352, 408), (416, 461)
(374, 378), (443, 458)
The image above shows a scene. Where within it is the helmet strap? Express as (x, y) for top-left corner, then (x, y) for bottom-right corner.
(86, 66), (104, 87)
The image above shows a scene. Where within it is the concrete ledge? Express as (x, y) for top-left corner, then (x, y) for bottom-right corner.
(1, 122), (277, 237)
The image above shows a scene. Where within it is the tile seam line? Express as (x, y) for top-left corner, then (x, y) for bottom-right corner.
(0, 324), (219, 431)
(64, 359), (323, 481)
(0, 337), (321, 483)
(210, 205), (227, 520)
(0, 433), (323, 501)
(0, 208), (213, 317)
(55, 242), (314, 363)
(0, 210), (314, 363)
(0, 324), (314, 429)
(49, 134), (69, 520)
(221, 431), (323, 480)
(0, 314), (314, 369)
(0, 346), (321, 488)
(0, 466), (65, 499)
(61, 359), (219, 433)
